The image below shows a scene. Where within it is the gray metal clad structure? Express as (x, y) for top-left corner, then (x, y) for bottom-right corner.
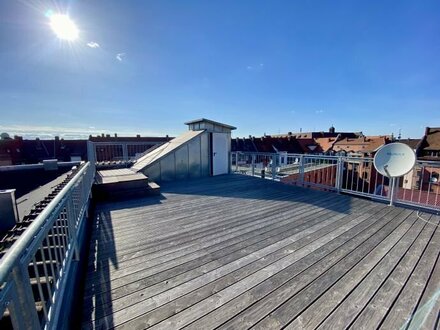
(131, 119), (236, 182)
(131, 130), (210, 182)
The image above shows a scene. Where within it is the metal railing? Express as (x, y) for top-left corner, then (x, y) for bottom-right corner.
(0, 162), (94, 329)
(87, 141), (159, 163)
(231, 152), (440, 211)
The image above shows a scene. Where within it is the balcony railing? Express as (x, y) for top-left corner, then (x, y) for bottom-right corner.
(231, 152), (440, 211)
(0, 162), (94, 329)
(87, 141), (160, 164)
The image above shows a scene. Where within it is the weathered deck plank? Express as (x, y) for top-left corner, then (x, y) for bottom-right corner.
(81, 175), (439, 330)
(115, 203), (382, 329)
(216, 207), (408, 330)
(378, 213), (440, 330)
(297, 211), (431, 329)
(349, 213), (439, 330)
(85, 198), (360, 320)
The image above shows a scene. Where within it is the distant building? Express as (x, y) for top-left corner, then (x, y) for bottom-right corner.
(270, 126), (360, 139)
(418, 127), (440, 160)
(0, 135), (24, 165)
(232, 126), (361, 156)
(0, 134), (171, 165)
(411, 127), (440, 194)
(331, 135), (392, 157)
(313, 137), (340, 154)
(398, 138), (422, 152)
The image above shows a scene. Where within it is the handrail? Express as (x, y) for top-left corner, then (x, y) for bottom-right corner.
(0, 161), (94, 329)
(0, 163), (90, 282)
(232, 151), (440, 211)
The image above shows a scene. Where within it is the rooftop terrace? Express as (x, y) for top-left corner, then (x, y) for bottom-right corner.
(81, 174), (440, 329)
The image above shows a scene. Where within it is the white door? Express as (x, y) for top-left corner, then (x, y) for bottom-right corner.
(212, 133), (229, 175)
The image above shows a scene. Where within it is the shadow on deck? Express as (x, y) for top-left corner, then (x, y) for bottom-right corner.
(80, 174), (440, 330)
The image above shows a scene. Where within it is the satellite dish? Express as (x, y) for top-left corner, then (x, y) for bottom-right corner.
(373, 143), (416, 178)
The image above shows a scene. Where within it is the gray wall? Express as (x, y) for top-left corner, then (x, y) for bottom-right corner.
(141, 133), (211, 182)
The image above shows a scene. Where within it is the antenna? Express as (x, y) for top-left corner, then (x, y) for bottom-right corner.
(373, 142), (416, 206)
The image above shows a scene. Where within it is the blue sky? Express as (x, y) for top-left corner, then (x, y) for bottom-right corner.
(0, 0), (439, 139)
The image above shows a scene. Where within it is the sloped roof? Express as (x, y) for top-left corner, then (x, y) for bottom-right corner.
(131, 130), (205, 172)
(238, 136), (304, 153)
(422, 127), (440, 151)
(332, 136), (390, 153)
(295, 138), (323, 153)
(270, 137), (304, 153)
(314, 137), (339, 152)
(270, 131), (361, 139)
(399, 138), (421, 150)
(231, 138), (258, 152)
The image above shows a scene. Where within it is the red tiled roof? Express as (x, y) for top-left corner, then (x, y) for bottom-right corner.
(314, 137), (339, 153)
(332, 136), (390, 153)
(399, 138), (421, 150)
(295, 138), (323, 153)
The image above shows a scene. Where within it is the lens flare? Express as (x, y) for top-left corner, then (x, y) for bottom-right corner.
(49, 14), (79, 41)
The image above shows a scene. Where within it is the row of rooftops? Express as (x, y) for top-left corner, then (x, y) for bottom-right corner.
(232, 133), (390, 156)
(0, 134), (172, 165)
(232, 126), (440, 159)
(1, 125), (440, 164)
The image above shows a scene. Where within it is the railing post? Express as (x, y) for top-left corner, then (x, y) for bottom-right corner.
(10, 265), (40, 329)
(251, 154), (255, 177)
(299, 155), (305, 186)
(272, 154), (277, 180)
(335, 156), (343, 193)
(235, 152), (239, 173)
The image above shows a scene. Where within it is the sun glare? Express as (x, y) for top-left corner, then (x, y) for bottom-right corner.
(49, 14), (79, 41)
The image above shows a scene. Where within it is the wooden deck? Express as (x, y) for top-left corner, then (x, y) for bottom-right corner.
(81, 175), (440, 329)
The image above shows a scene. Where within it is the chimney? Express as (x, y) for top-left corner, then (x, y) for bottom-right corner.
(136, 134), (141, 138)
(0, 189), (19, 231)
(425, 127), (430, 136)
(114, 133), (118, 137)
(329, 126), (335, 134)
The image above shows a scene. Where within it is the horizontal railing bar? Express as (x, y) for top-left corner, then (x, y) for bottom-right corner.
(0, 161), (82, 172)
(231, 151), (439, 211)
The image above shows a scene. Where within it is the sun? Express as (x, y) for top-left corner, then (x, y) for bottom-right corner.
(49, 14), (79, 41)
